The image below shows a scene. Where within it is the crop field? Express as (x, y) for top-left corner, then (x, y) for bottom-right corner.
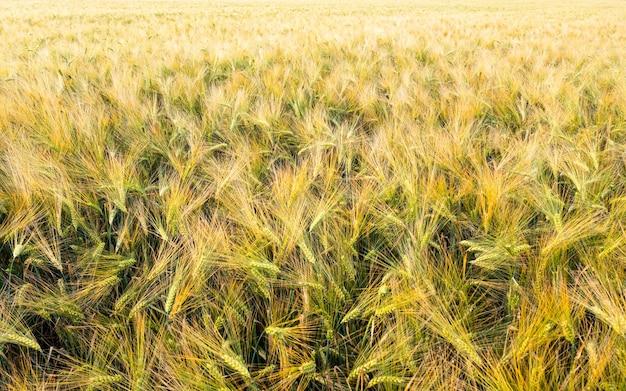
(1, 0), (626, 389)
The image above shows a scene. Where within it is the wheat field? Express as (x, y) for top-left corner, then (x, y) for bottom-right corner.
(1, 0), (626, 390)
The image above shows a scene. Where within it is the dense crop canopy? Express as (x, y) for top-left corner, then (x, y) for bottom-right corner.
(1, 1), (626, 389)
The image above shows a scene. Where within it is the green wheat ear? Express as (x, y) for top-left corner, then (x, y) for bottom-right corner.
(507, 276), (521, 317)
(0, 318), (41, 352)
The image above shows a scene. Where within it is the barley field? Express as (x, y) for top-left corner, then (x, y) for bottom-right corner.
(1, 0), (626, 390)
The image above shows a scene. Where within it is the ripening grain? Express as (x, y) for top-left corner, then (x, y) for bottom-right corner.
(2, 1), (626, 390)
